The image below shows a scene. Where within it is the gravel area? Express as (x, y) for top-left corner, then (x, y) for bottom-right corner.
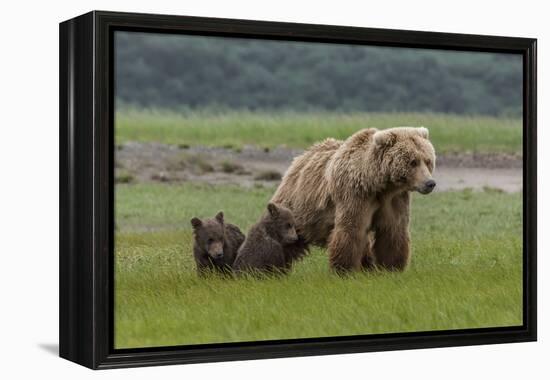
(115, 142), (523, 192)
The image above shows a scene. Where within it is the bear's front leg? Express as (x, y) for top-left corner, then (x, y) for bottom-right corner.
(372, 192), (411, 271)
(328, 200), (378, 272)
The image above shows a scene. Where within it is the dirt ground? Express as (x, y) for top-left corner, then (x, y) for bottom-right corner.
(115, 142), (523, 193)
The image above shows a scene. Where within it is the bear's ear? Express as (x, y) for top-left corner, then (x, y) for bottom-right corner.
(373, 130), (396, 147)
(190, 217), (202, 229)
(417, 127), (429, 139)
(215, 211), (224, 224)
(267, 202), (280, 218)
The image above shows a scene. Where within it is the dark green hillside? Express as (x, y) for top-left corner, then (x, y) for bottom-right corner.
(115, 32), (522, 116)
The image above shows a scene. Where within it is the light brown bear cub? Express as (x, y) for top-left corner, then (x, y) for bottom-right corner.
(233, 203), (301, 274)
(191, 211), (245, 276)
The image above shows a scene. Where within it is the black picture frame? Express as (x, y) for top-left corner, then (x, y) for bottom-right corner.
(59, 10), (537, 370)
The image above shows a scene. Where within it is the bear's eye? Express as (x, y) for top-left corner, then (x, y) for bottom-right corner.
(287, 223), (292, 229)
(207, 238), (214, 244)
(410, 159), (418, 167)
(426, 160), (432, 167)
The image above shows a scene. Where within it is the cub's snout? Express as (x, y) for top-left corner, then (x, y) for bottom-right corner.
(208, 241), (224, 259)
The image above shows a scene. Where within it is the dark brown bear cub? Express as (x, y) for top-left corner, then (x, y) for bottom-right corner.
(190, 211), (245, 276)
(233, 203), (304, 274)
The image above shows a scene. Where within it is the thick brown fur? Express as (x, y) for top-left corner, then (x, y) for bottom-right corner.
(233, 203), (301, 275)
(191, 212), (245, 276)
(271, 127), (436, 272)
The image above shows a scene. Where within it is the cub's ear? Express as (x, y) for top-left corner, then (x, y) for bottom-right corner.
(190, 217), (202, 229)
(267, 203), (280, 218)
(373, 130), (396, 147)
(418, 127), (429, 139)
(215, 211), (224, 224)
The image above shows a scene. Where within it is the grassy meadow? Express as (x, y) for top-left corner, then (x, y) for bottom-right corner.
(114, 109), (523, 349)
(116, 108), (522, 154)
(115, 183), (523, 348)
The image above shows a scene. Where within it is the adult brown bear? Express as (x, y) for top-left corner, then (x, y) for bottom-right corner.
(271, 127), (436, 272)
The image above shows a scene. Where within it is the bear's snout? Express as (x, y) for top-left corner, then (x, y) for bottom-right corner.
(208, 241), (224, 259)
(419, 179), (436, 194)
(285, 231), (298, 244)
(209, 249), (224, 260)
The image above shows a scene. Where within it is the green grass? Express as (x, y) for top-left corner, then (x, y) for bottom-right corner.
(115, 183), (523, 349)
(116, 108), (522, 154)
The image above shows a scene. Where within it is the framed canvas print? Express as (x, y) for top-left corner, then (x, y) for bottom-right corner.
(59, 11), (537, 369)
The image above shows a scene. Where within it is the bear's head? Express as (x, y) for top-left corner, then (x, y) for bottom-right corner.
(190, 211), (226, 260)
(266, 202), (298, 245)
(373, 127), (436, 194)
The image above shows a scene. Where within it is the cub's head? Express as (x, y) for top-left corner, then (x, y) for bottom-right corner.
(190, 211), (226, 260)
(266, 202), (298, 245)
(373, 127), (436, 194)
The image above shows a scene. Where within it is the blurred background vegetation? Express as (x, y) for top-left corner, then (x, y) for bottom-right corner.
(115, 32), (522, 117)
